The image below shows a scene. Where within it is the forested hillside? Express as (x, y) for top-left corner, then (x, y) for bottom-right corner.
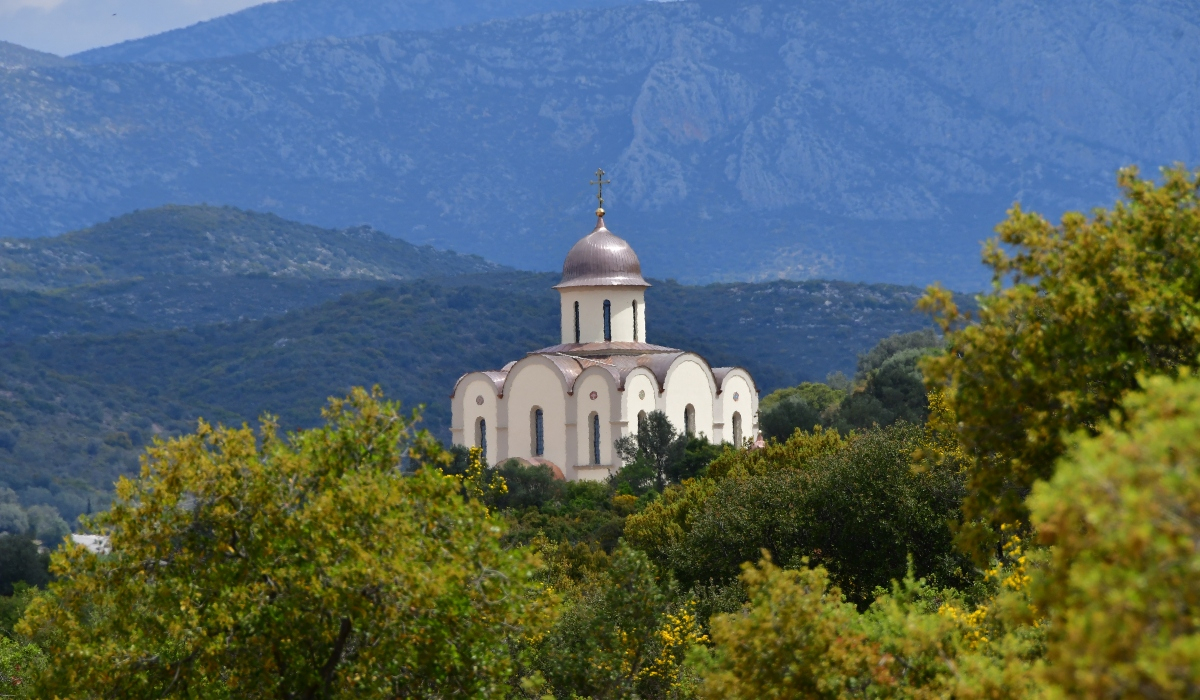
(0, 204), (502, 291)
(4, 0), (1198, 287)
(0, 271), (941, 516)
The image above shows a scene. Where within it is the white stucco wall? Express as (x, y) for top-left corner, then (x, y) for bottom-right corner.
(558, 287), (647, 344)
(717, 372), (757, 445)
(504, 360), (569, 473)
(574, 370), (619, 470)
(622, 371), (659, 440)
(451, 375), (499, 462)
(664, 357), (716, 440)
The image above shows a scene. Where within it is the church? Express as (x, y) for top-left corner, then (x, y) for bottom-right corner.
(450, 174), (759, 481)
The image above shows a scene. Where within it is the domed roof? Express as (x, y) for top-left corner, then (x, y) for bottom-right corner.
(554, 215), (650, 289)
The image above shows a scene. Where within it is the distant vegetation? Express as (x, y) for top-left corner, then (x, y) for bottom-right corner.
(0, 204), (502, 291)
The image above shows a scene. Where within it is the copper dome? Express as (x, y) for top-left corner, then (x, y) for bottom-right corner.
(554, 216), (650, 289)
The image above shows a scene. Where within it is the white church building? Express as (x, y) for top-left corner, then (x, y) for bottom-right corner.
(450, 193), (759, 481)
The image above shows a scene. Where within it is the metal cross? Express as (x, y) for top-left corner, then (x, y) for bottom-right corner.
(590, 167), (611, 213)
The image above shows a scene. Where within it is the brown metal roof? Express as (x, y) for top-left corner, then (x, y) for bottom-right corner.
(553, 216), (650, 289)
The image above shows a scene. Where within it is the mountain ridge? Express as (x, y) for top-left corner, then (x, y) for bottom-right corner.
(0, 204), (504, 291)
(2, 0), (1198, 289)
(71, 0), (639, 65)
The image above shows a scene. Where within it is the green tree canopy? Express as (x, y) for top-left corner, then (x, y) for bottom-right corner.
(18, 388), (551, 699)
(922, 165), (1200, 544)
(626, 423), (970, 606)
(1028, 372), (1200, 697)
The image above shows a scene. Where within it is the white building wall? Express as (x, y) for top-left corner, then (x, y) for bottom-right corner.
(451, 375), (500, 462)
(664, 358), (716, 440)
(623, 372), (659, 442)
(558, 287), (647, 344)
(717, 373), (757, 446)
(574, 371), (615, 467)
(504, 361), (569, 473)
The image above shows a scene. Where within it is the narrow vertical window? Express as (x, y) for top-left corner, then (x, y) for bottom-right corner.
(732, 412), (742, 446)
(535, 408), (545, 456)
(477, 418), (488, 462)
(637, 410), (647, 435)
(574, 301), (580, 344)
(632, 300), (639, 341)
(592, 413), (601, 465)
(684, 404), (696, 437)
(603, 300), (611, 341)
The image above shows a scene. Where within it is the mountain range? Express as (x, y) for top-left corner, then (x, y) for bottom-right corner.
(71, 0), (636, 65)
(3, 0), (1198, 289)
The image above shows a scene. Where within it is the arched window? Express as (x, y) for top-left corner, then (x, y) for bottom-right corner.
(684, 404), (696, 437)
(637, 410), (647, 435)
(574, 301), (580, 344)
(632, 300), (639, 342)
(732, 412), (742, 446)
(592, 413), (601, 465)
(476, 417), (488, 462)
(532, 408), (545, 456)
(603, 300), (612, 341)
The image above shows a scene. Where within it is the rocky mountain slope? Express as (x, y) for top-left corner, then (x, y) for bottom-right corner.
(3, 0), (1198, 288)
(0, 41), (74, 69)
(72, 0), (637, 64)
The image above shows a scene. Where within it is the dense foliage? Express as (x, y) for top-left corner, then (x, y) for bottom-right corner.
(922, 165), (1200, 545)
(759, 329), (941, 440)
(3, 172), (1198, 698)
(625, 422), (971, 607)
(1028, 372), (1200, 697)
(17, 388), (550, 699)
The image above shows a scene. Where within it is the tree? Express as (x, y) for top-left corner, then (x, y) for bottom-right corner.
(25, 505), (69, 546)
(18, 387), (552, 699)
(0, 536), (49, 596)
(490, 459), (566, 511)
(614, 411), (687, 491)
(759, 394), (822, 442)
(758, 382), (845, 416)
(921, 165), (1200, 546)
(628, 424), (970, 606)
(696, 559), (879, 699)
(0, 634), (45, 699)
(1028, 372), (1200, 697)
(534, 546), (703, 700)
(0, 504), (27, 536)
(697, 555), (1039, 700)
(829, 347), (934, 434)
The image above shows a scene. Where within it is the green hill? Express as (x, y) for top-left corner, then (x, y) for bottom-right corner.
(0, 204), (503, 291)
(0, 272), (945, 517)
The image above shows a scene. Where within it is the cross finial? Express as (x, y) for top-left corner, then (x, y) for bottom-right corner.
(590, 167), (611, 217)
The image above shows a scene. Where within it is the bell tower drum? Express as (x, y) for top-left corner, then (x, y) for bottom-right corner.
(554, 169), (650, 346)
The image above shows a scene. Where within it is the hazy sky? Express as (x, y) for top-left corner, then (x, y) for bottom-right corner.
(0, 0), (276, 56)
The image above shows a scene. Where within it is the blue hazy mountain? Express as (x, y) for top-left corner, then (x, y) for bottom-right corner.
(3, 0), (1198, 289)
(0, 40), (74, 69)
(71, 0), (639, 64)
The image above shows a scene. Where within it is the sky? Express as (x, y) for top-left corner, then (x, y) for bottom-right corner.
(0, 0), (276, 56)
